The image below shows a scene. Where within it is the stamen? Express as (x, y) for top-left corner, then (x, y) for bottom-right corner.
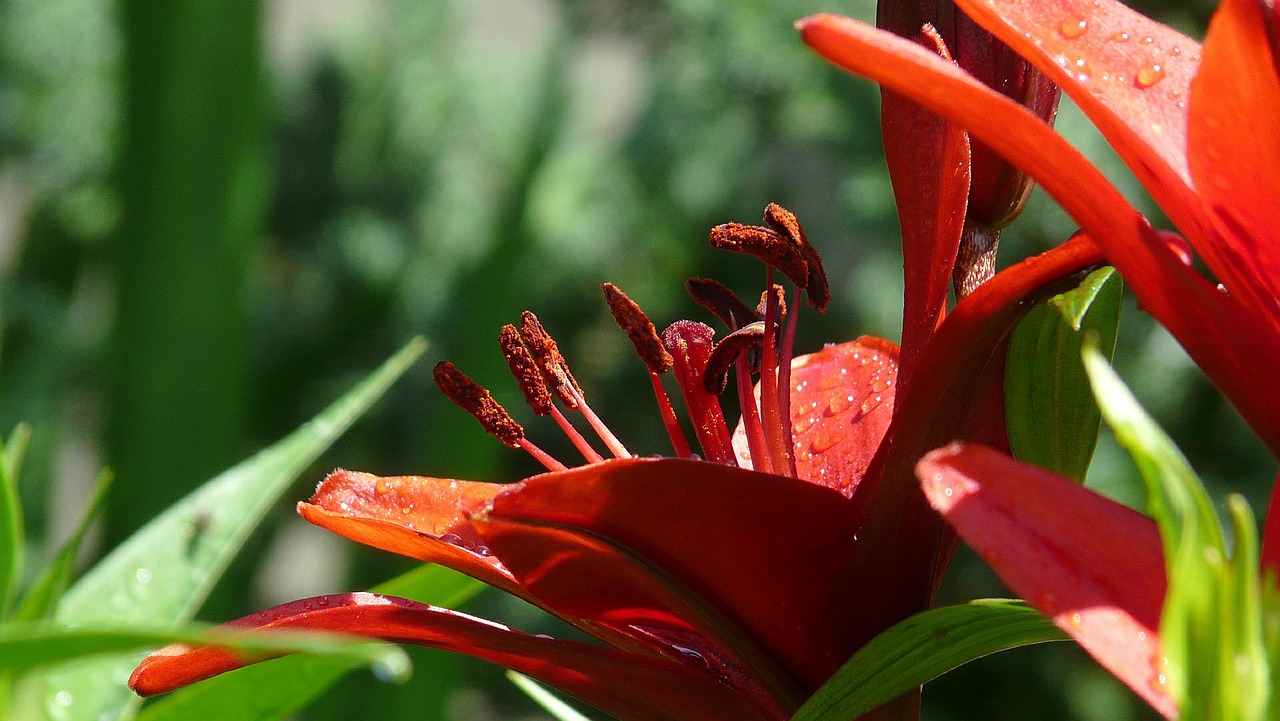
(519, 311), (581, 408)
(756, 270), (789, 475)
(703, 322), (766, 395)
(708, 223), (810, 291)
(686, 278), (757, 329)
(601, 283), (692, 457)
(433, 361), (525, 447)
(734, 353), (770, 472)
(560, 383), (632, 459)
(764, 203), (830, 312)
(662, 321), (736, 465)
(434, 361), (564, 472)
(549, 405), (606, 464)
(601, 283), (673, 373)
(498, 324), (554, 416)
(776, 285), (801, 477)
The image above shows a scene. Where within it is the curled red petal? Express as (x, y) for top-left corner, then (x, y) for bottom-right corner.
(298, 471), (522, 595)
(474, 457), (863, 695)
(952, 0), (1207, 247)
(918, 444), (1175, 718)
(732, 337), (899, 498)
(797, 13), (1280, 454)
(1187, 0), (1280, 322)
(128, 593), (780, 721)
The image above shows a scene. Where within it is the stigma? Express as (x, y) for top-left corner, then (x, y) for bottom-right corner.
(434, 203), (829, 481)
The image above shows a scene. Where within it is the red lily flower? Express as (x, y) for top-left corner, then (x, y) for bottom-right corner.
(799, 0), (1280, 457)
(129, 201), (1100, 719)
(799, 0), (1280, 716)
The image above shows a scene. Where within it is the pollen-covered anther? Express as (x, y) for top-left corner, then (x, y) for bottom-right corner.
(763, 203), (829, 312)
(498, 324), (554, 416)
(602, 283), (673, 374)
(756, 285), (788, 323)
(708, 223), (810, 291)
(703, 322), (766, 395)
(432, 361), (524, 448)
(519, 311), (581, 408)
(686, 278), (758, 330)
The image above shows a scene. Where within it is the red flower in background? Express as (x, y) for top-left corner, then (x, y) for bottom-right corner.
(130, 200), (1098, 719)
(800, 0), (1280, 716)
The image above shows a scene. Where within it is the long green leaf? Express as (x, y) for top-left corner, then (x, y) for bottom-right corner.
(791, 600), (1067, 721)
(42, 338), (425, 721)
(1006, 266), (1121, 482)
(133, 564), (484, 721)
(0, 624), (408, 681)
(14, 471), (114, 623)
(0, 425), (31, 621)
(1085, 347), (1269, 720)
(507, 671), (594, 721)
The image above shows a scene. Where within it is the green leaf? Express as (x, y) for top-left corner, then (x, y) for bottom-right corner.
(1084, 347), (1268, 720)
(14, 471), (114, 623)
(133, 564), (485, 721)
(507, 671), (594, 721)
(1006, 266), (1121, 482)
(0, 623), (409, 681)
(41, 338), (425, 721)
(0, 426), (29, 621)
(791, 600), (1067, 721)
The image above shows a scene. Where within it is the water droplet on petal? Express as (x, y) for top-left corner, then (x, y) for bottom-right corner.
(1136, 63), (1165, 87)
(1111, 31), (1130, 42)
(1069, 612), (1083, 627)
(943, 487), (954, 497)
(1059, 18), (1088, 38)
(827, 393), (853, 415)
(438, 532), (463, 546)
(809, 429), (841, 454)
(316, 597), (331, 607)
(793, 415), (815, 434)
(374, 478), (391, 495)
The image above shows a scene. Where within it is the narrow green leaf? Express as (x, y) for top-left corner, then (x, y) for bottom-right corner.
(507, 671), (594, 721)
(1006, 266), (1121, 481)
(791, 600), (1067, 721)
(0, 623), (408, 681)
(134, 564), (485, 721)
(42, 338), (425, 721)
(14, 471), (114, 623)
(0, 426), (27, 621)
(1223, 496), (1268, 721)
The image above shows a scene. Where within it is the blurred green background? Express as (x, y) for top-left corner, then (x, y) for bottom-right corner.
(0, 0), (1267, 718)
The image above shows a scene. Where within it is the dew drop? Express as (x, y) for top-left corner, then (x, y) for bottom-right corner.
(1136, 630), (1146, 641)
(474, 545), (492, 557)
(793, 415), (815, 434)
(809, 429), (841, 454)
(943, 487), (954, 497)
(134, 567), (152, 584)
(1111, 31), (1130, 42)
(316, 597), (331, 607)
(374, 478), (391, 495)
(1059, 18), (1088, 38)
(1136, 63), (1165, 87)
(1069, 612), (1083, 627)
(1171, 46), (1182, 55)
(827, 393), (853, 415)
(1142, 35), (1154, 44)
(870, 376), (891, 392)
(859, 396), (881, 414)
(438, 532), (463, 546)
(55, 691), (73, 707)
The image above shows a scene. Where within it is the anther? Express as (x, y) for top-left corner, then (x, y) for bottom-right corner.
(708, 223), (811, 291)
(703, 322), (766, 394)
(499, 325), (554, 416)
(602, 283), (673, 374)
(520, 311), (581, 408)
(686, 278), (758, 329)
(433, 361), (525, 448)
(764, 203), (829, 312)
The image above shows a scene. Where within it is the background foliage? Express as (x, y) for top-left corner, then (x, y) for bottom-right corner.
(0, 0), (1265, 718)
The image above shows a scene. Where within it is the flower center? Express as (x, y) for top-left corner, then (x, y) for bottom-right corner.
(434, 203), (830, 480)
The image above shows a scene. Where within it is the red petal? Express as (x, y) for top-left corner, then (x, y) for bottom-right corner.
(475, 457), (863, 695)
(1187, 0), (1280, 321)
(797, 14), (1280, 454)
(879, 32), (970, 376)
(917, 444), (1175, 718)
(952, 0), (1207, 246)
(824, 235), (1104, 654)
(299, 471), (522, 596)
(128, 593), (780, 721)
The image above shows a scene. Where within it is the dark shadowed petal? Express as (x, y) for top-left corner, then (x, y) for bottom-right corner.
(473, 457), (863, 696)
(128, 593), (781, 721)
(952, 0), (1207, 244)
(823, 235), (1104, 659)
(797, 14), (1280, 454)
(918, 444), (1175, 718)
(1187, 0), (1280, 322)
